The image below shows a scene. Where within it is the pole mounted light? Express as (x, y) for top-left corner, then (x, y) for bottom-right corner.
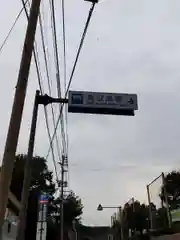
(97, 204), (123, 240)
(97, 204), (103, 211)
(97, 204), (120, 210)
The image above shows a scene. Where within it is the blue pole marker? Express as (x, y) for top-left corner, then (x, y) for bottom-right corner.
(39, 194), (49, 204)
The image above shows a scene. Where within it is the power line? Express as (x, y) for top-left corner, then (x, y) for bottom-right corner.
(60, 0), (68, 152)
(46, 2), (97, 160)
(60, 0), (70, 189)
(41, 1), (53, 88)
(0, 1), (28, 55)
(22, 0), (44, 93)
(39, 4), (62, 164)
(61, 0), (67, 92)
(49, 0), (67, 155)
(21, 0), (59, 181)
(66, 2), (96, 94)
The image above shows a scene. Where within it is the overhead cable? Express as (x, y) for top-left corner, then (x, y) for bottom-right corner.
(39, 5), (62, 163)
(61, 0), (69, 159)
(22, 0), (59, 181)
(49, 0), (67, 156)
(0, 0), (28, 55)
(60, 0), (69, 187)
(46, 2), (96, 159)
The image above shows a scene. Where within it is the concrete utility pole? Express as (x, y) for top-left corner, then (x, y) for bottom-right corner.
(40, 205), (44, 240)
(0, 0), (41, 238)
(118, 207), (124, 240)
(16, 90), (40, 240)
(60, 155), (66, 240)
(16, 92), (68, 240)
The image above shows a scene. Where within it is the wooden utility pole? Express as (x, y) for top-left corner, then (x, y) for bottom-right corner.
(0, 0), (41, 238)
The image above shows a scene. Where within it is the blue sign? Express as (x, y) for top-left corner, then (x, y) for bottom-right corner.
(71, 93), (83, 105)
(39, 194), (49, 203)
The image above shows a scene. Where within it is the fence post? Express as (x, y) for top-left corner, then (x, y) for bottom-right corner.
(147, 184), (153, 230)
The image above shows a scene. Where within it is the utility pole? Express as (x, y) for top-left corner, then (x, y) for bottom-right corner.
(147, 185), (153, 230)
(15, 92), (68, 240)
(72, 220), (77, 240)
(16, 90), (40, 240)
(40, 205), (44, 240)
(60, 155), (66, 240)
(0, 0), (41, 238)
(118, 207), (123, 240)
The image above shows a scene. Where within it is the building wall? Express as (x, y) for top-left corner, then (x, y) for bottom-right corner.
(0, 170), (20, 240)
(2, 208), (18, 240)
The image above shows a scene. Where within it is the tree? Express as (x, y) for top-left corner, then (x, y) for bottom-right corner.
(159, 171), (180, 210)
(10, 154), (55, 201)
(50, 191), (83, 226)
(123, 200), (149, 236)
(136, 203), (149, 233)
(10, 154), (56, 240)
(156, 207), (169, 230)
(10, 154), (83, 240)
(47, 192), (83, 240)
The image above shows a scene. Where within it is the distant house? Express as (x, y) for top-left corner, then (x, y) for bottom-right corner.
(0, 168), (21, 240)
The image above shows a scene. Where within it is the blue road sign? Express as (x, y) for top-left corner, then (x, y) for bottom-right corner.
(39, 194), (49, 203)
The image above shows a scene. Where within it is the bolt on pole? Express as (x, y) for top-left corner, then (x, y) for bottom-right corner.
(16, 90), (40, 240)
(0, 0), (41, 238)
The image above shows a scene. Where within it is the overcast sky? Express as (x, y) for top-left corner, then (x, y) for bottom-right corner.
(1, 0), (180, 226)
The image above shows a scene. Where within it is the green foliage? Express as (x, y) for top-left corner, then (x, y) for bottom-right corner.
(64, 192), (83, 224)
(10, 154), (83, 239)
(10, 154), (55, 200)
(156, 207), (169, 229)
(10, 154), (56, 240)
(159, 171), (180, 210)
(50, 191), (83, 226)
(123, 200), (149, 235)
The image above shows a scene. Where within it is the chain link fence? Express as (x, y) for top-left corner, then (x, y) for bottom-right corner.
(147, 173), (171, 231)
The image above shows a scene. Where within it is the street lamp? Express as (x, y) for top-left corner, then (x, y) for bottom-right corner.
(97, 204), (119, 211)
(97, 204), (123, 240)
(97, 204), (103, 211)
